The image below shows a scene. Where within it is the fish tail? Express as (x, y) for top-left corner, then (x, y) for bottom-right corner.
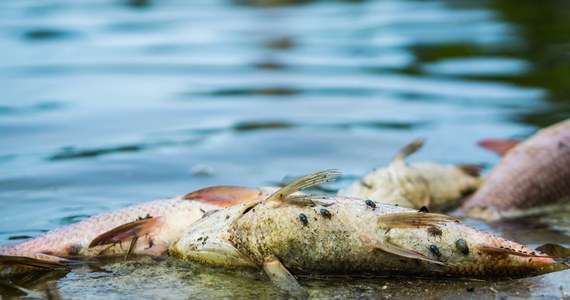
(0, 247), (81, 276)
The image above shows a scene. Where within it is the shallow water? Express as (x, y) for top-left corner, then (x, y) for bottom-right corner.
(1, 0), (570, 298)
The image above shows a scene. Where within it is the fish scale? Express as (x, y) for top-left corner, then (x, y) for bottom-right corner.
(12, 197), (212, 257)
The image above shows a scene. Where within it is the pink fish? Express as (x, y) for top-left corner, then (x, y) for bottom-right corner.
(1, 186), (266, 275)
(463, 119), (570, 220)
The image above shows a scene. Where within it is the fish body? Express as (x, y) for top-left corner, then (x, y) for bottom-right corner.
(463, 119), (570, 220)
(10, 186), (266, 257)
(340, 139), (482, 211)
(172, 170), (565, 294)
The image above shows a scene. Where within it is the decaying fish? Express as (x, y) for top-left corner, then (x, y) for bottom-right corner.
(339, 139), (482, 211)
(7, 186), (266, 261)
(462, 119), (570, 221)
(171, 170), (566, 295)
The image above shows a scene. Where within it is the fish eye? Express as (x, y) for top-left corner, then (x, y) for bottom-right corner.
(455, 239), (469, 255)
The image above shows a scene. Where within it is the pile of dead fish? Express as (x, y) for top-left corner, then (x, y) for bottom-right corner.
(1, 119), (569, 296)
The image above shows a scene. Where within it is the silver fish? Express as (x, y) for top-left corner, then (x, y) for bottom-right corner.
(172, 170), (566, 295)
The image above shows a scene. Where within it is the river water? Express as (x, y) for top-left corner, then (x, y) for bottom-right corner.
(1, 0), (569, 298)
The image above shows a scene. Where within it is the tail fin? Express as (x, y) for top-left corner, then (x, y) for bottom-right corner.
(392, 139), (424, 162)
(0, 253), (79, 271)
(266, 169), (341, 203)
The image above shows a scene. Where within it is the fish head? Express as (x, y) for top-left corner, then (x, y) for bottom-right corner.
(377, 212), (566, 277)
(169, 201), (260, 269)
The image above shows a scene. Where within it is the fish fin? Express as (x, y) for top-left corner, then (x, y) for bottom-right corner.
(0, 254), (74, 270)
(183, 186), (264, 207)
(535, 244), (570, 262)
(377, 212), (458, 228)
(370, 239), (446, 266)
(44, 281), (63, 300)
(478, 244), (553, 258)
(89, 217), (160, 248)
(124, 236), (138, 260)
(263, 255), (307, 297)
(392, 138), (424, 162)
(285, 194), (333, 206)
(266, 169), (341, 203)
(456, 164), (482, 177)
(478, 139), (521, 156)
(0, 280), (31, 297)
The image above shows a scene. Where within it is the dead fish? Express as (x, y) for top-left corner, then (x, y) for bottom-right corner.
(339, 139), (482, 211)
(10, 186), (267, 259)
(171, 170), (566, 295)
(462, 119), (570, 221)
(0, 246), (78, 277)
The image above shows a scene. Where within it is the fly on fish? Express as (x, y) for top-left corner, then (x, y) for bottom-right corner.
(171, 169), (568, 296)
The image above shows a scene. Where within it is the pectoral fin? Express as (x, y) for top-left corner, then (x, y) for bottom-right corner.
(266, 169), (341, 203)
(89, 217), (160, 248)
(377, 212), (457, 228)
(263, 255), (306, 296)
(183, 186), (265, 207)
(370, 239), (447, 266)
(478, 244), (553, 258)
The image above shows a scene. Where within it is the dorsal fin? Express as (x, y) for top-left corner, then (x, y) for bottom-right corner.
(265, 169), (341, 203)
(478, 139), (521, 156)
(183, 186), (264, 207)
(392, 139), (424, 163)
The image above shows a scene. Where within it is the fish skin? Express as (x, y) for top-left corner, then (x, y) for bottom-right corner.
(172, 196), (565, 279)
(339, 139), (482, 211)
(463, 119), (570, 220)
(11, 187), (267, 257)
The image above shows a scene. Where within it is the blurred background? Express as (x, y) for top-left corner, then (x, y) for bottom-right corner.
(1, 0), (570, 243)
